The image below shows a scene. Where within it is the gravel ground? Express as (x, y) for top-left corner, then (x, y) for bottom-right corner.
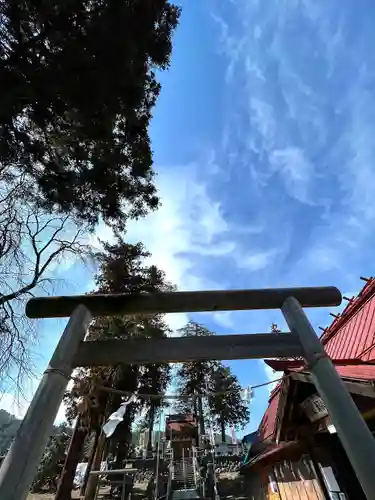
(27, 481), (148, 500)
(28, 492), (80, 499)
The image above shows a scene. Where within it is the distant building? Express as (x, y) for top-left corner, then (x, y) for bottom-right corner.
(165, 414), (198, 442)
(213, 442), (242, 456)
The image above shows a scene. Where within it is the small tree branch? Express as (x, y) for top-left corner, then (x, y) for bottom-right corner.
(0, 176), (91, 389)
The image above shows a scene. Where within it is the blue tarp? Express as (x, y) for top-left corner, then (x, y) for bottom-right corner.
(241, 432), (260, 465)
(241, 431), (259, 445)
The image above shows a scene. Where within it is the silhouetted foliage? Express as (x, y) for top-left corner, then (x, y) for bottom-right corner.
(61, 238), (173, 495)
(207, 365), (250, 443)
(174, 322), (219, 433)
(0, 0), (181, 229)
(31, 425), (72, 493)
(174, 323), (250, 441)
(0, 409), (20, 455)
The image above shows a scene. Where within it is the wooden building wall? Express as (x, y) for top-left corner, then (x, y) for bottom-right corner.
(244, 456), (326, 500)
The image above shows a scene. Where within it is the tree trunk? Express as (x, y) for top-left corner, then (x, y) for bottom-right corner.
(55, 417), (87, 500)
(197, 396), (205, 436)
(115, 438), (128, 467)
(220, 417), (226, 444)
(80, 429), (100, 497)
(84, 432), (106, 500)
(147, 403), (155, 453)
(114, 420), (131, 467)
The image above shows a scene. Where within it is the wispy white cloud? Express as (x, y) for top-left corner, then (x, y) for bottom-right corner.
(240, 249), (279, 272)
(212, 311), (235, 330)
(263, 364), (282, 395)
(214, 0), (375, 256)
(0, 390), (67, 423)
(249, 98), (276, 154)
(0, 393), (28, 420)
(269, 147), (315, 204)
(165, 314), (188, 336)
(210, 0), (375, 388)
(92, 166), (237, 333)
(92, 161), (287, 334)
(125, 166), (232, 291)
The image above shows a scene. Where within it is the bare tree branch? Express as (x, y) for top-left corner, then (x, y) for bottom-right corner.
(0, 174), (93, 391)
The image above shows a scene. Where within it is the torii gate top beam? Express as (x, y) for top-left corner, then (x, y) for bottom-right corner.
(26, 286), (341, 318)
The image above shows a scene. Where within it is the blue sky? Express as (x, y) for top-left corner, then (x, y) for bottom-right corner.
(3, 0), (375, 436)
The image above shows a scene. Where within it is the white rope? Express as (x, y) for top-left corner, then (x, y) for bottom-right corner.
(96, 381), (263, 400)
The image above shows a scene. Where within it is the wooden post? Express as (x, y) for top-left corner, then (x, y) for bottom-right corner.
(80, 429), (101, 497)
(55, 417), (87, 500)
(84, 431), (106, 500)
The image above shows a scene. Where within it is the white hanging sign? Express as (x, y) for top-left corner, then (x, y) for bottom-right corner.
(102, 394), (137, 438)
(300, 394), (328, 423)
(241, 386), (253, 403)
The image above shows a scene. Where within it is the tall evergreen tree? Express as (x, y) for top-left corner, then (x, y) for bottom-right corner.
(0, 0), (181, 229)
(175, 322), (219, 436)
(138, 362), (171, 452)
(58, 237), (174, 499)
(207, 365), (250, 443)
(32, 429), (71, 493)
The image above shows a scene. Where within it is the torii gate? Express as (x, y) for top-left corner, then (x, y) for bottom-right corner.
(1, 286), (375, 499)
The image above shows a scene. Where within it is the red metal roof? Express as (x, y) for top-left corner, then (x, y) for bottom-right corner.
(257, 389), (280, 441)
(334, 364), (375, 380)
(244, 440), (301, 468)
(264, 358), (375, 381)
(321, 278), (375, 361)
(264, 359), (306, 371)
(258, 278), (375, 444)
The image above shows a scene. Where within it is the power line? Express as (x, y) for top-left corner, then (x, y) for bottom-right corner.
(93, 371), (296, 400)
